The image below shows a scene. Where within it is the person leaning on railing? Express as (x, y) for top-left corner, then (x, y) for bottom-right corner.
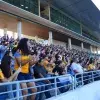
(0, 46), (22, 100)
(0, 66), (22, 99)
(0, 66), (21, 82)
(33, 59), (52, 99)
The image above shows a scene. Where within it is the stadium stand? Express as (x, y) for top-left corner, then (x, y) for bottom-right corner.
(0, 36), (100, 100)
(0, 0), (100, 100)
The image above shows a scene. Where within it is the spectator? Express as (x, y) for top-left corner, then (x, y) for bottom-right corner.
(14, 38), (37, 100)
(87, 58), (96, 71)
(34, 59), (52, 99)
(0, 41), (8, 62)
(0, 66), (21, 82)
(53, 62), (66, 75)
(0, 56), (22, 99)
(70, 58), (83, 75)
(0, 51), (12, 79)
(0, 35), (99, 99)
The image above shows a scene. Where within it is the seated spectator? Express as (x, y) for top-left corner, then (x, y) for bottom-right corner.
(67, 59), (74, 75)
(34, 59), (52, 99)
(42, 56), (55, 75)
(0, 35), (99, 99)
(53, 62), (66, 75)
(0, 51), (12, 78)
(87, 58), (96, 71)
(47, 63), (55, 75)
(42, 57), (49, 71)
(53, 62), (72, 93)
(0, 66), (21, 82)
(0, 56), (22, 99)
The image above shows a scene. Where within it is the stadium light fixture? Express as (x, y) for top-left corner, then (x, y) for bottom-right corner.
(25, 7), (28, 9)
(21, 5), (24, 7)
(91, 0), (100, 10)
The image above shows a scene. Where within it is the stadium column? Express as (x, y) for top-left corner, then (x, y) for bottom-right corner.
(81, 42), (84, 50)
(68, 38), (72, 49)
(96, 47), (98, 54)
(13, 32), (15, 39)
(35, 36), (38, 42)
(17, 21), (22, 40)
(90, 45), (93, 53)
(49, 31), (53, 44)
(4, 28), (7, 35)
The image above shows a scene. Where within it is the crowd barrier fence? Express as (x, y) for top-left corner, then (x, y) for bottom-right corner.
(0, 70), (100, 100)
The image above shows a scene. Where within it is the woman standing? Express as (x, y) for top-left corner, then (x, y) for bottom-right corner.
(14, 38), (37, 100)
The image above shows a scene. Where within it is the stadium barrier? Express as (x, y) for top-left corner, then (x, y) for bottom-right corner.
(0, 70), (100, 100)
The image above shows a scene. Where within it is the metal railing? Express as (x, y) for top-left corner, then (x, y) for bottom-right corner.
(0, 70), (100, 100)
(74, 70), (100, 89)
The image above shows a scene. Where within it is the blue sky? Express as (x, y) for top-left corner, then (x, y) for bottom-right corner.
(92, 0), (100, 10)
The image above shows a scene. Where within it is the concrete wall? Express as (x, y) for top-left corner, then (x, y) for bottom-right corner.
(48, 81), (100, 100)
(53, 40), (66, 47)
(0, 13), (49, 39)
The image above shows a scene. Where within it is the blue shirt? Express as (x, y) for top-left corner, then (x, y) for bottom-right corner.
(0, 45), (7, 61)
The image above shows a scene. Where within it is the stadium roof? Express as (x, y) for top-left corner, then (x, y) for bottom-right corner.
(47, 0), (100, 40)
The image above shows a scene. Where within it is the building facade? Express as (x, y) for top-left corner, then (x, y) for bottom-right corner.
(0, 0), (100, 53)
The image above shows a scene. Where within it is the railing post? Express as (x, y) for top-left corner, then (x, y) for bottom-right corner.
(72, 76), (75, 90)
(54, 77), (57, 97)
(81, 73), (84, 86)
(74, 74), (77, 89)
(16, 82), (20, 100)
(92, 71), (94, 82)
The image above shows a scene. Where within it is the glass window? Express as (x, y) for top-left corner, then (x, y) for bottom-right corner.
(13, 0), (20, 7)
(24, 0), (30, 11)
(3, 0), (39, 15)
(34, 6), (38, 15)
(20, 0), (25, 9)
(30, 4), (34, 13)
(50, 7), (81, 34)
(8, 0), (14, 4)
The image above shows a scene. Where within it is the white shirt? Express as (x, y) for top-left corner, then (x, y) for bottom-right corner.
(71, 62), (83, 74)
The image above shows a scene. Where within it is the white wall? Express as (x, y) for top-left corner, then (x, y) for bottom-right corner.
(53, 40), (66, 47)
(72, 44), (81, 50)
(48, 81), (100, 100)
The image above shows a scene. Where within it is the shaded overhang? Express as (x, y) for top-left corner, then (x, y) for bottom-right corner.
(0, 0), (100, 47)
(50, 0), (100, 40)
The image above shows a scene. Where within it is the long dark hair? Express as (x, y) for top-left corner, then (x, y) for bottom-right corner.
(0, 51), (11, 78)
(89, 58), (95, 64)
(17, 38), (29, 55)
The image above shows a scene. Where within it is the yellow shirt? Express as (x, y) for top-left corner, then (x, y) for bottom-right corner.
(42, 59), (49, 70)
(0, 69), (4, 80)
(15, 55), (29, 74)
(42, 59), (55, 73)
(47, 63), (55, 73)
(87, 64), (95, 71)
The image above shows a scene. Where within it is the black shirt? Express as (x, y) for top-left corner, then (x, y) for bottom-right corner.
(34, 65), (48, 78)
(53, 66), (64, 75)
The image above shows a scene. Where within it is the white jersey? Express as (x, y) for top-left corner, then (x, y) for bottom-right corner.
(71, 62), (83, 74)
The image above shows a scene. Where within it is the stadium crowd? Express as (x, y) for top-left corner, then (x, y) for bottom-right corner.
(0, 34), (100, 100)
